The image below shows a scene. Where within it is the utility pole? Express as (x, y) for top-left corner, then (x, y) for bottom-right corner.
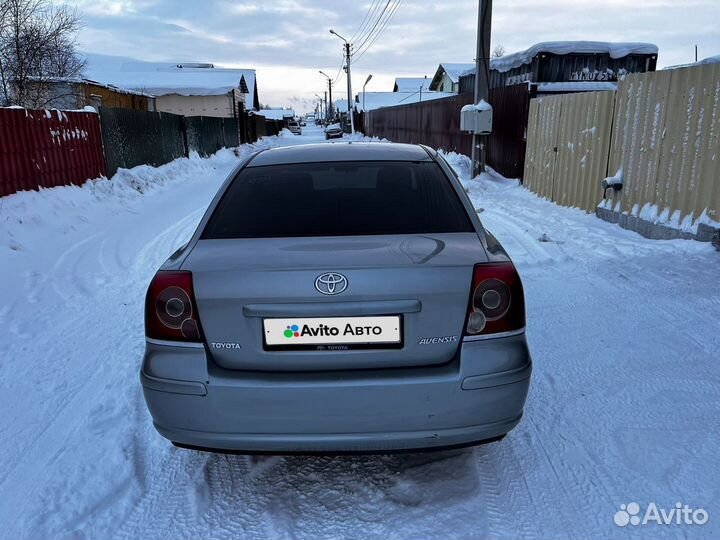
(324, 91), (328, 124)
(472, 0), (492, 176)
(319, 71), (334, 121)
(345, 42), (355, 133)
(330, 29), (355, 134)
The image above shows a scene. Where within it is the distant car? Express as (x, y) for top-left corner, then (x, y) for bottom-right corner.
(324, 123), (343, 140)
(300, 120), (306, 127)
(141, 142), (532, 453)
(288, 121), (302, 135)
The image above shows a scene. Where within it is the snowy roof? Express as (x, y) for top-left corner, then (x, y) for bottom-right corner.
(664, 54), (720, 70)
(355, 91), (455, 112)
(81, 53), (257, 105)
(28, 76), (154, 97)
(699, 54), (720, 65)
(393, 77), (431, 92)
(256, 109), (295, 120)
(334, 98), (349, 112)
(434, 63), (476, 84)
(488, 41), (659, 73)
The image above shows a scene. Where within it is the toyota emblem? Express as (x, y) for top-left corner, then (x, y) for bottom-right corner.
(314, 272), (348, 295)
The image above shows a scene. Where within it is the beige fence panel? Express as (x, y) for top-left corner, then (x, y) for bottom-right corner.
(523, 95), (562, 200)
(607, 70), (673, 215)
(524, 91), (615, 211)
(554, 91), (616, 211)
(606, 63), (720, 227)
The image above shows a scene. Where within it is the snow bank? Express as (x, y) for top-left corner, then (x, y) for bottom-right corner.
(0, 137), (286, 255)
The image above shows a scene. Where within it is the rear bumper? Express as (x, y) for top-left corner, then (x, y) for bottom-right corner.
(140, 334), (531, 453)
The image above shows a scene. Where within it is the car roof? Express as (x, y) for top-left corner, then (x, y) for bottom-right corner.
(248, 142), (434, 167)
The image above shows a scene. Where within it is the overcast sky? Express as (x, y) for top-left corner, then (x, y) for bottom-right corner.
(68, 0), (720, 112)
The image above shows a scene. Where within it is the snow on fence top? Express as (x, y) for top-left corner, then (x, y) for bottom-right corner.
(488, 41), (659, 73)
(355, 91), (456, 112)
(664, 54), (720, 70)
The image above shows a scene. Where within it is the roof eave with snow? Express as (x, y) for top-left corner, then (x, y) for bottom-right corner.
(488, 41), (659, 74)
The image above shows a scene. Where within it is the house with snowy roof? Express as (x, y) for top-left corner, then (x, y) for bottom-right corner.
(393, 77), (431, 92)
(428, 64), (476, 93)
(458, 41), (658, 93)
(81, 53), (259, 118)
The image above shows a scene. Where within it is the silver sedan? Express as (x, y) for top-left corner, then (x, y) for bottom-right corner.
(140, 142), (532, 453)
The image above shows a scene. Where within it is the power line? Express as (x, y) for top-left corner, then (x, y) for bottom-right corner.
(354, 0), (393, 51)
(353, 0), (402, 61)
(350, 0), (382, 43)
(332, 55), (345, 84)
(352, 0), (403, 64)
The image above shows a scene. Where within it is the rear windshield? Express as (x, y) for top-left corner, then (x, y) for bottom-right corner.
(201, 160), (475, 239)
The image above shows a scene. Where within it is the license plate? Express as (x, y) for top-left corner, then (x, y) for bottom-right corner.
(263, 316), (401, 346)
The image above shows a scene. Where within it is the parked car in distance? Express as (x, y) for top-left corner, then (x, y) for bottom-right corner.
(324, 123), (343, 140)
(141, 142), (532, 454)
(288, 121), (302, 135)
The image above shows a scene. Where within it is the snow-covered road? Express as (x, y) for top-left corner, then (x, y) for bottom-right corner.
(1, 125), (718, 539)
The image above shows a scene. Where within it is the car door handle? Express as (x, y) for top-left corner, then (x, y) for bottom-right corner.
(243, 300), (422, 317)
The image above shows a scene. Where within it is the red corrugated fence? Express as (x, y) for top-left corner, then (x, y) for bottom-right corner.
(0, 108), (107, 197)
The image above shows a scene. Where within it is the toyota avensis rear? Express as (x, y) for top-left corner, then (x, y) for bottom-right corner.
(141, 142), (532, 453)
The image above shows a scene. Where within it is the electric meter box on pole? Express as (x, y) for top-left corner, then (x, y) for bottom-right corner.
(460, 101), (493, 134)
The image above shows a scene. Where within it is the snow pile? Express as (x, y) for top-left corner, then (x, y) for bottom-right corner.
(630, 203), (720, 234)
(0, 137), (289, 255)
(489, 41), (659, 73)
(603, 168), (623, 187)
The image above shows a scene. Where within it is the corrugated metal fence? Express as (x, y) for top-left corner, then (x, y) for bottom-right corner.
(0, 108), (106, 197)
(606, 63), (720, 229)
(185, 116), (239, 156)
(524, 91), (616, 211)
(524, 62), (720, 235)
(364, 88), (531, 180)
(487, 84), (531, 180)
(99, 108), (186, 177)
(366, 93), (474, 156)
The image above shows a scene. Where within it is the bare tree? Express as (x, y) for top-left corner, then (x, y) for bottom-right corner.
(492, 44), (505, 59)
(0, 0), (85, 108)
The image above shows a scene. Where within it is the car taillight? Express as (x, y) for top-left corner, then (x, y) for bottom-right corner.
(145, 271), (204, 342)
(464, 262), (525, 337)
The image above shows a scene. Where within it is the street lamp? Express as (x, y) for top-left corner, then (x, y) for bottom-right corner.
(315, 94), (323, 121)
(318, 70), (333, 121)
(362, 74), (373, 117)
(329, 29), (355, 134)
